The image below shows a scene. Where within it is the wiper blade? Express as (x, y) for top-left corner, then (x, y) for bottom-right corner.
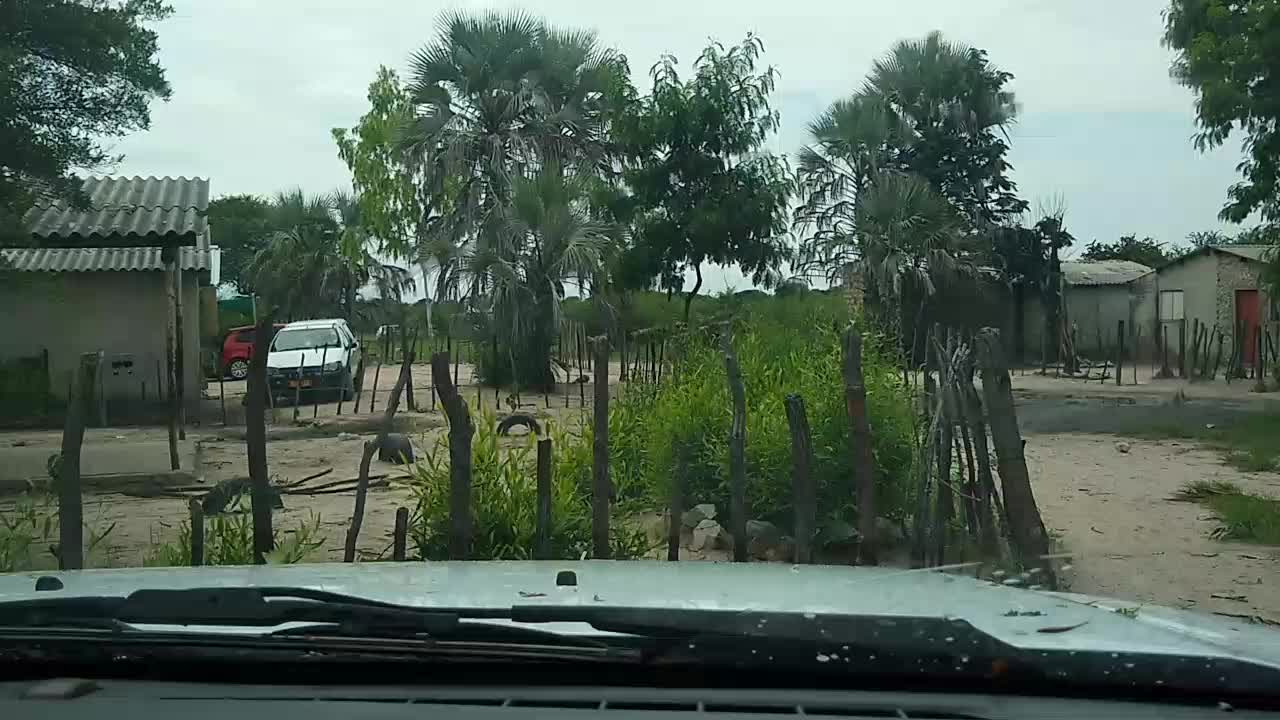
(0, 587), (615, 651)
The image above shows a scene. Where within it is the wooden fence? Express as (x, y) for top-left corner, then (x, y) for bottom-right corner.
(53, 323), (1053, 581)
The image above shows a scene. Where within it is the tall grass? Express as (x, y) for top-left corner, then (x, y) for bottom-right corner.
(407, 410), (648, 560)
(584, 294), (918, 539)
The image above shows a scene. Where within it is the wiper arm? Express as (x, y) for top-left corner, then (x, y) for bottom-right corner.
(0, 587), (460, 633)
(0, 587), (612, 650)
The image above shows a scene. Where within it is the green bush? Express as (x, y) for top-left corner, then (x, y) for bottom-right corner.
(145, 501), (324, 566)
(600, 293), (917, 540)
(408, 410), (648, 560)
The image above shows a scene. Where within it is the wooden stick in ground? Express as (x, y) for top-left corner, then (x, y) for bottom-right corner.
(247, 313), (275, 563)
(1115, 320), (1125, 386)
(535, 436), (552, 560)
(842, 325), (878, 565)
(591, 335), (611, 559)
(189, 497), (204, 566)
(392, 507), (408, 562)
(723, 329), (748, 562)
(959, 377), (1000, 556)
(431, 351), (474, 560)
(368, 358), (382, 413)
(174, 259), (186, 440)
(975, 328), (1056, 586)
(292, 353), (305, 420)
(667, 462), (683, 562)
(344, 350), (415, 562)
(314, 344), (327, 418)
(162, 254), (180, 470)
(786, 394), (816, 564)
(1213, 332), (1226, 381)
(58, 365), (87, 570)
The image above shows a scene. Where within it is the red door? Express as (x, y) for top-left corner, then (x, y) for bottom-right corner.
(1236, 289), (1261, 366)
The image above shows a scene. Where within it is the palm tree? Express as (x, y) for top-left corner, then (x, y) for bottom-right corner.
(249, 190), (414, 321)
(400, 10), (622, 386)
(468, 165), (613, 389)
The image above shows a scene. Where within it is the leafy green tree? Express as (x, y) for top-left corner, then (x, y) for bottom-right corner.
(1080, 234), (1170, 268)
(208, 195), (272, 294)
(1164, 0), (1280, 222)
(611, 35), (793, 322)
(0, 0), (172, 236)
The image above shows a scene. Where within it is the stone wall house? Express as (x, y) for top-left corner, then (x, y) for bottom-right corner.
(1132, 245), (1275, 369)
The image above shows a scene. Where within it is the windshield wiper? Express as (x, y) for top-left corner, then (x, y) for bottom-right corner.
(0, 587), (606, 650)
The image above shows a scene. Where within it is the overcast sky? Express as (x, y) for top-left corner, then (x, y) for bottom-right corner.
(114, 0), (1247, 296)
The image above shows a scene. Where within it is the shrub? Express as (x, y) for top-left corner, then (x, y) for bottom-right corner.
(0, 491), (118, 571)
(599, 293), (917, 540)
(145, 501), (324, 566)
(407, 410), (648, 560)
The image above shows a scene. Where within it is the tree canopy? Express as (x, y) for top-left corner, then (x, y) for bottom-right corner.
(208, 195), (272, 294)
(0, 0), (172, 235)
(1164, 0), (1280, 222)
(610, 35), (793, 320)
(1080, 234), (1171, 268)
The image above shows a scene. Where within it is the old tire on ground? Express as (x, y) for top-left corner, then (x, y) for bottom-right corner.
(378, 433), (415, 464)
(228, 359), (249, 380)
(497, 413), (541, 436)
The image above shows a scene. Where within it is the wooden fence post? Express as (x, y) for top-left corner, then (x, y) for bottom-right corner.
(314, 345), (327, 418)
(392, 507), (408, 562)
(1178, 319), (1187, 378)
(189, 497), (204, 567)
(292, 354), (305, 420)
(162, 253), (180, 471)
(344, 350), (415, 562)
(433, 352), (474, 560)
(785, 394), (815, 565)
(591, 335), (611, 559)
(535, 436), (552, 560)
(842, 325), (878, 565)
(723, 330), (747, 562)
(1255, 325), (1267, 393)
(974, 328), (1056, 586)
(247, 313), (275, 563)
(369, 358), (382, 413)
(1115, 320), (1124, 387)
(58, 364), (88, 570)
(667, 461), (683, 561)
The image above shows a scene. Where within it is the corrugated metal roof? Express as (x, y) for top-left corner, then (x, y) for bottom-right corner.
(22, 176), (209, 243)
(0, 246), (209, 273)
(1212, 244), (1274, 262)
(1062, 260), (1152, 286)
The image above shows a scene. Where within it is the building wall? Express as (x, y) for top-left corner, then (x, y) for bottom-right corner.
(0, 270), (202, 412)
(1021, 283), (1142, 360)
(1216, 252), (1273, 335)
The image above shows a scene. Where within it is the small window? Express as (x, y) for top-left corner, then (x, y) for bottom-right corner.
(1159, 290), (1184, 321)
(235, 331), (255, 343)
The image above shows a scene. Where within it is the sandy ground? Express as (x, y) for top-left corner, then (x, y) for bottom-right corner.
(1025, 433), (1280, 622)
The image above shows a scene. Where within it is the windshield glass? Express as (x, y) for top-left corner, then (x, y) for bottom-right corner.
(4, 0), (1280, 701)
(272, 328), (339, 352)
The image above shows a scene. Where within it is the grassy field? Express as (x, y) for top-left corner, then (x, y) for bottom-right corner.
(1135, 412), (1280, 472)
(1175, 480), (1280, 545)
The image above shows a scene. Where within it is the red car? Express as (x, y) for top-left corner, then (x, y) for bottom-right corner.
(221, 324), (286, 380)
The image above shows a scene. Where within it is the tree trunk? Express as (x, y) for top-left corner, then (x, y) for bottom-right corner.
(683, 264), (703, 324)
(842, 325), (878, 565)
(975, 328), (1055, 586)
(432, 352), (474, 560)
(247, 312), (275, 563)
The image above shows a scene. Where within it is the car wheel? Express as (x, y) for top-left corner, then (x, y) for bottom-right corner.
(228, 359), (250, 380)
(344, 363), (363, 401)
